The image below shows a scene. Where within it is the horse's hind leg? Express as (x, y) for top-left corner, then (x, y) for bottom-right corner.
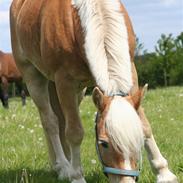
(138, 107), (178, 183)
(16, 81), (26, 106)
(0, 85), (3, 106)
(17, 63), (75, 180)
(21, 89), (26, 106)
(48, 81), (71, 161)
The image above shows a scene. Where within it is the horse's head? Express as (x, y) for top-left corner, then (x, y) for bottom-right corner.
(92, 85), (147, 183)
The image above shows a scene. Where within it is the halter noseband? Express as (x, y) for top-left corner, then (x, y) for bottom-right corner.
(95, 136), (141, 178)
(95, 91), (141, 179)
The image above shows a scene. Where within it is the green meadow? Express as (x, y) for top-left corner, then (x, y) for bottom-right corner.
(0, 87), (183, 183)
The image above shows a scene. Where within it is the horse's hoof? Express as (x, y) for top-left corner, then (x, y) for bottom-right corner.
(72, 178), (87, 183)
(157, 169), (178, 183)
(55, 161), (73, 180)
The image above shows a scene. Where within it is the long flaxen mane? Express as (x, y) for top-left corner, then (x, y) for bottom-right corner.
(73, 0), (133, 95)
(74, 0), (143, 157)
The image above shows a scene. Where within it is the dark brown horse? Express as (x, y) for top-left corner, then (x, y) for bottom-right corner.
(0, 50), (26, 108)
(10, 0), (177, 183)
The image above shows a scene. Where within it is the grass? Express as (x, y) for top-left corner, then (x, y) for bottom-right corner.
(0, 86), (183, 183)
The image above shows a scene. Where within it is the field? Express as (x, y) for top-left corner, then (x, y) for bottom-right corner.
(0, 87), (183, 183)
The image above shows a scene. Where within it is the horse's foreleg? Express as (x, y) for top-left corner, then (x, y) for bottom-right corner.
(18, 64), (73, 180)
(1, 76), (9, 108)
(138, 107), (178, 183)
(55, 73), (86, 183)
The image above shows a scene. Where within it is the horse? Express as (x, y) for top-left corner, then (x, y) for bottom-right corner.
(0, 50), (26, 108)
(10, 0), (178, 182)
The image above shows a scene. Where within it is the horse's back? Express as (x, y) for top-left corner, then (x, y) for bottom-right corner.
(0, 51), (21, 80)
(10, 0), (92, 83)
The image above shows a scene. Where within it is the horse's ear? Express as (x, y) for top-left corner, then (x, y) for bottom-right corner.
(132, 84), (148, 110)
(92, 87), (104, 111)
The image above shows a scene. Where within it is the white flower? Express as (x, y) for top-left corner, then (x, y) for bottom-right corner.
(38, 137), (43, 141)
(29, 129), (34, 133)
(12, 114), (16, 119)
(91, 159), (97, 164)
(18, 124), (25, 129)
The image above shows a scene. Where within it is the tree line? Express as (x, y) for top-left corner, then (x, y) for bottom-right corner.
(135, 32), (183, 88)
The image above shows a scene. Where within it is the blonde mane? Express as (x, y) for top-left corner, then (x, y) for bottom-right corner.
(105, 97), (144, 159)
(73, 0), (133, 95)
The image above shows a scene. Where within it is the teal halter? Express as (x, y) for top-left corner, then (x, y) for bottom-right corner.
(108, 91), (129, 97)
(95, 136), (141, 178)
(104, 167), (140, 177)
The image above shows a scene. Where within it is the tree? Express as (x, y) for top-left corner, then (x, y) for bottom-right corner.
(155, 34), (175, 86)
(170, 32), (183, 85)
(136, 33), (183, 88)
(175, 32), (183, 49)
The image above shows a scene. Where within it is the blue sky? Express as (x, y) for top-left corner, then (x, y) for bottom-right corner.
(123, 0), (183, 52)
(0, 0), (182, 53)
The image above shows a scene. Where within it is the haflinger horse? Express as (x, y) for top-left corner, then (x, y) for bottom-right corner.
(0, 50), (26, 108)
(10, 0), (178, 183)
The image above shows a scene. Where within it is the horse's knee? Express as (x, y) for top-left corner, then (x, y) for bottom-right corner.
(65, 123), (84, 145)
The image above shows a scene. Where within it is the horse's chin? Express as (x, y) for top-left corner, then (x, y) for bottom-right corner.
(108, 175), (136, 183)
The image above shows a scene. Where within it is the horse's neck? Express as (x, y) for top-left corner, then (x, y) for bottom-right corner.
(74, 0), (133, 95)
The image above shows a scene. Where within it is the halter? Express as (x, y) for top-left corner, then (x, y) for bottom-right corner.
(94, 91), (142, 180)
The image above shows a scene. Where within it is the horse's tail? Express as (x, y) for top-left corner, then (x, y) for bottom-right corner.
(73, 0), (133, 94)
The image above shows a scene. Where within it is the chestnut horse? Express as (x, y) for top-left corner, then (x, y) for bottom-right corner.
(10, 0), (177, 183)
(0, 50), (26, 108)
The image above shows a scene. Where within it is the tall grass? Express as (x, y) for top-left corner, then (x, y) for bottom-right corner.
(0, 87), (183, 183)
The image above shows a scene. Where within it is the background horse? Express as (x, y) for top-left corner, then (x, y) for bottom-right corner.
(0, 50), (26, 108)
(10, 0), (177, 183)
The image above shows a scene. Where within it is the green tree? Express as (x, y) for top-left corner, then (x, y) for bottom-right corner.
(155, 34), (175, 86)
(170, 32), (183, 85)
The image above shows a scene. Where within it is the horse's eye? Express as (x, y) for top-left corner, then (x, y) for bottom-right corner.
(98, 140), (109, 148)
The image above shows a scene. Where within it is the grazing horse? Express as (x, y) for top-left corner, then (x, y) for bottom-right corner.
(10, 0), (177, 182)
(0, 50), (26, 108)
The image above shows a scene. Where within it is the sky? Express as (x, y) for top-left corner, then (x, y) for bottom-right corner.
(0, 0), (182, 53)
(122, 0), (183, 52)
